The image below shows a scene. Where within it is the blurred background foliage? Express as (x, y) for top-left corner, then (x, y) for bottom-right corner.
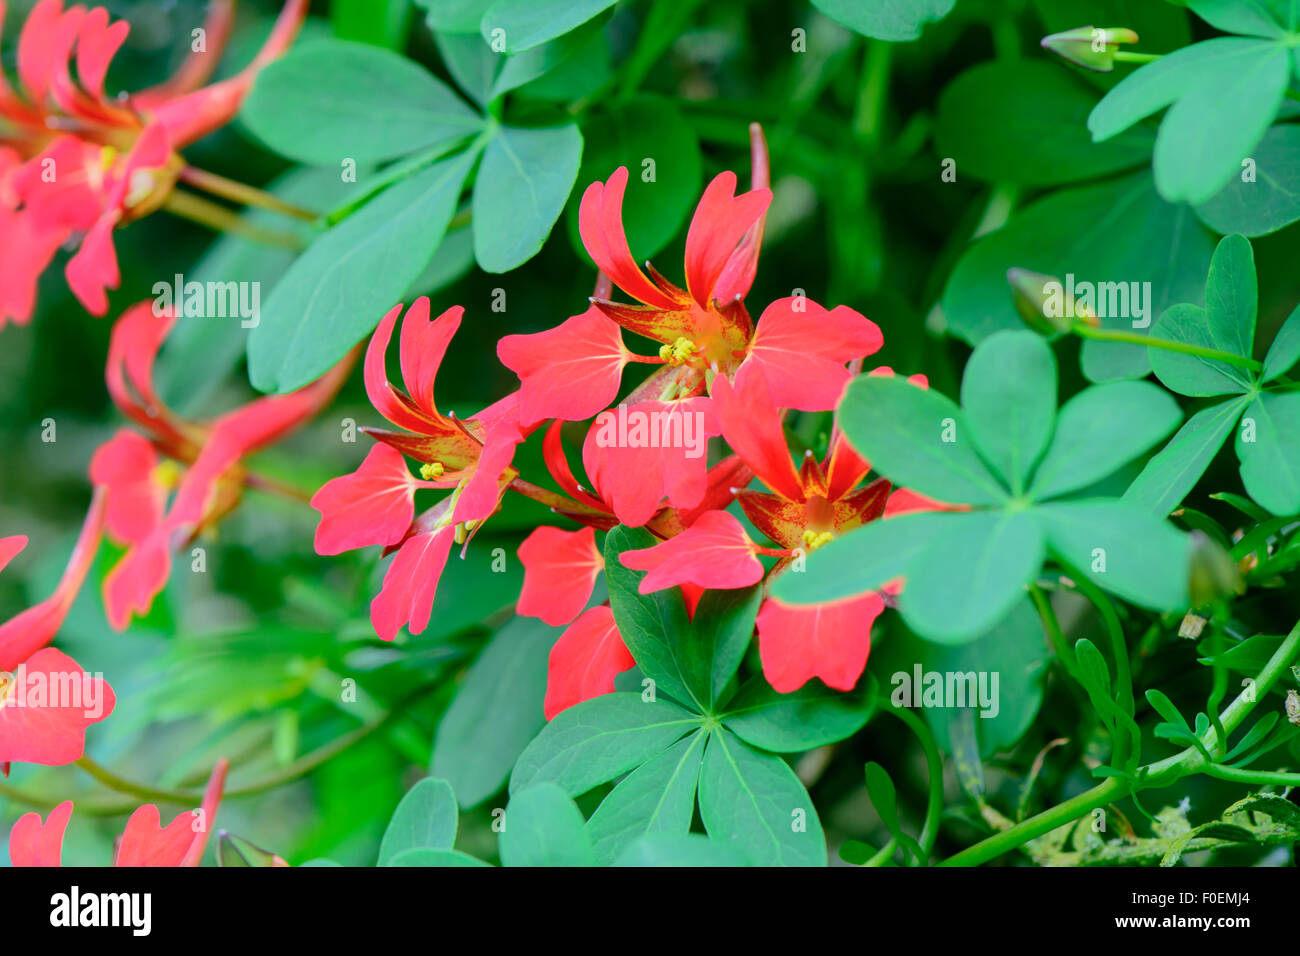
(3, 0), (1300, 865)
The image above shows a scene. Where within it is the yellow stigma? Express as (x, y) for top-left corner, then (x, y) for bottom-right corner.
(659, 336), (698, 366)
(99, 145), (119, 171)
(802, 529), (834, 551)
(154, 459), (183, 490)
(420, 461), (445, 480)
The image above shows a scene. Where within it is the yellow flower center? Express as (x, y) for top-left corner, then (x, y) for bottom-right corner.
(420, 462), (445, 480)
(659, 337), (698, 366)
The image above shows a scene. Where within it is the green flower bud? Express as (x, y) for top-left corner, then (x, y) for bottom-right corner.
(1041, 26), (1140, 73)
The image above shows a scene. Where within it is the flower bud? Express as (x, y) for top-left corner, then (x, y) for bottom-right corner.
(1041, 26), (1140, 73)
(1007, 268), (1072, 334)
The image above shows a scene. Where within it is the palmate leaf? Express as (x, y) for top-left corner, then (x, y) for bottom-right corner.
(1089, 33), (1292, 204)
(248, 148), (477, 393)
(242, 40), (484, 165)
(500, 784), (595, 866)
(960, 331), (1057, 494)
(900, 510), (1045, 644)
(696, 729), (827, 867)
(1029, 381), (1181, 501)
(509, 692), (699, 797)
(604, 526), (760, 711)
(584, 731), (706, 865)
(431, 616), (556, 808)
(377, 778), (458, 865)
(1196, 125), (1300, 237)
(471, 123), (583, 272)
(721, 676), (875, 753)
(835, 375), (1006, 505)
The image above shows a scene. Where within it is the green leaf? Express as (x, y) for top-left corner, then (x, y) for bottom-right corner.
(685, 586), (762, 709)
(490, 19), (607, 100)
(935, 61), (1151, 187)
(1197, 634), (1284, 674)
(566, 96), (702, 260)
(769, 511), (963, 606)
(1145, 688), (1191, 730)
(500, 783), (594, 866)
(960, 330), (1057, 492)
(942, 171), (1215, 382)
(1196, 125), (1300, 237)
(509, 692), (698, 796)
(1039, 500), (1190, 608)
(378, 778), (458, 865)
(864, 762), (924, 863)
(1089, 38), (1290, 203)
(879, 598), (1047, 756)
(604, 525), (702, 709)
(1205, 234), (1258, 362)
(434, 30), (499, 106)
(472, 123), (583, 272)
(1122, 397), (1248, 516)
(1149, 304), (1254, 397)
(1225, 793), (1300, 830)
(248, 148), (475, 393)
(242, 41), (483, 165)
(900, 510), (1044, 644)
(613, 833), (750, 867)
(1187, 0), (1288, 38)
(386, 848), (490, 866)
(156, 168), (355, 414)
(584, 731), (706, 865)
(1237, 391), (1300, 514)
(481, 0), (617, 53)
(1029, 381), (1182, 501)
(811, 0), (955, 41)
(420, 0), (492, 33)
(837, 375), (1007, 505)
(432, 616), (556, 808)
(1263, 303), (1300, 381)
(722, 677), (875, 753)
(697, 730), (826, 867)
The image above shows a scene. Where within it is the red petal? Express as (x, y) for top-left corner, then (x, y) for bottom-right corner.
(517, 526), (603, 626)
(581, 397), (718, 527)
(64, 209), (120, 315)
(365, 302), (448, 435)
(498, 306), (630, 427)
(738, 298), (884, 411)
(620, 510), (763, 593)
(370, 525), (455, 641)
(452, 416), (522, 526)
(90, 430), (164, 545)
(74, 6), (128, 101)
(0, 647), (116, 765)
(311, 443), (417, 555)
(16, 0), (77, 106)
(8, 799), (73, 867)
(543, 605), (633, 720)
(756, 593), (884, 693)
(683, 171), (771, 309)
(578, 167), (677, 310)
(711, 370), (803, 502)
(0, 535), (28, 575)
(399, 298), (460, 419)
(102, 528), (169, 631)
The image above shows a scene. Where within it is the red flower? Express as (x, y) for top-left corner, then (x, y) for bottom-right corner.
(312, 299), (527, 641)
(619, 510), (771, 593)
(9, 759), (229, 866)
(0, 492), (116, 766)
(0, 0), (307, 324)
(92, 302), (350, 630)
(516, 526), (604, 627)
(543, 606), (634, 720)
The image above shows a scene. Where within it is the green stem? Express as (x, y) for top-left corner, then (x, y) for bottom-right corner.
(162, 191), (304, 249)
(940, 616), (1300, 866)
(179, 165), (318, 221)
(881, 703), (945, 862)
(75, 756), (198, 805)
(1074, 323), (1262, 372)
(1112, 51), (1160, 64)
(852, 39), (891, 145)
